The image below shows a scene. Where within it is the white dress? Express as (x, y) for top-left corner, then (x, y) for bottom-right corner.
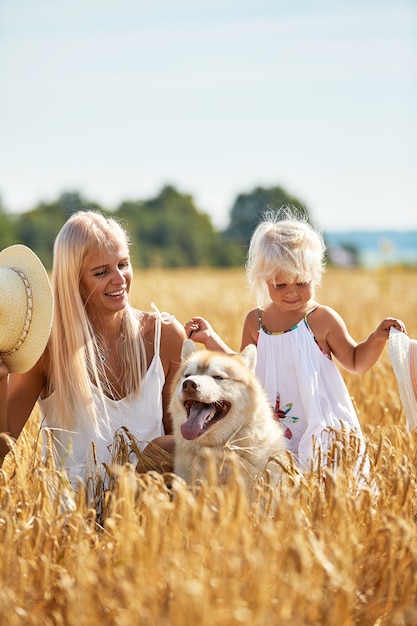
(39, 314), (166, 488)
(255, 309), (365, 469)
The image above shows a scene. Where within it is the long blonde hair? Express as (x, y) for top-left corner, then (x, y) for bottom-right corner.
(48, 210), (147, 431)
(246, 207), (326, 308)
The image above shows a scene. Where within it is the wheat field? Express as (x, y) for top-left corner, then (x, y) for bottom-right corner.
(1, 267), (417, 626)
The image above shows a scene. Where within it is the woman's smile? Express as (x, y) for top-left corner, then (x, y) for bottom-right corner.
(105, 287), (127, 298)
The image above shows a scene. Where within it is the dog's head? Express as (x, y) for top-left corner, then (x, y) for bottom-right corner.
(170, 340), (259, 444)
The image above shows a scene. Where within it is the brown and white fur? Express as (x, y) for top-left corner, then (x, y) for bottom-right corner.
(170, 340), (286, 494)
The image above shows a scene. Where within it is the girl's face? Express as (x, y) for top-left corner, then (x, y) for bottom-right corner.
(79, 238), (132, 317)
(267, 273), (314, 311)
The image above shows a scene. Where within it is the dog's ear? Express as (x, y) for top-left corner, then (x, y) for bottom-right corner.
(181, 339), (197, 361)
(239, 344), (257, 371)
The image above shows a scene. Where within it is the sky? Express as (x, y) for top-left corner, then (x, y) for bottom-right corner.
(0, 0), (416, 233)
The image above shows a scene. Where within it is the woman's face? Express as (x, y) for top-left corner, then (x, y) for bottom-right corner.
(79, 238), (132, 317)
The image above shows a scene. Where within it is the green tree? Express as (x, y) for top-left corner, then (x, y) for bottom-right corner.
(0, 197), (16, 249)
(2, 183), (314, 269)
(224, 185), (308, 244)
(117, 186), (223, 268)
(221, 185), (310, 266)
(14, 192), (106, 268)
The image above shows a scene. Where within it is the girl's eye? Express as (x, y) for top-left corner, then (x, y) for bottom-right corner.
(94, 269), (107, 277)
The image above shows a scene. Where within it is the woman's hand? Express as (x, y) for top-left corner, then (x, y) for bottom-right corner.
(136, 435), (175, 474)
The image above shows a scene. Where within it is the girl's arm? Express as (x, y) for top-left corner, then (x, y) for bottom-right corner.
(352, 317), (406, 373)
(319, 306), (406, 374)
(240, 309), (259, 350)
(184, 317), (234, 353)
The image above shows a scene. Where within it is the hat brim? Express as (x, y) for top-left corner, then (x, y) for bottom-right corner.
(389, 327), (417, 432)
(0, 245), (53, 374)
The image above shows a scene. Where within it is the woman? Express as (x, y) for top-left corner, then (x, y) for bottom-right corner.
(6, 210), (186, 487)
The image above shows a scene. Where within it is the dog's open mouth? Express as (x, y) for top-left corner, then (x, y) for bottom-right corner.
(180, 400), (231, 440)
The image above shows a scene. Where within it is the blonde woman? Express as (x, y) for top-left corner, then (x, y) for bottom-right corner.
(6, 211), (186, 486)
(185, 209), (406, 470)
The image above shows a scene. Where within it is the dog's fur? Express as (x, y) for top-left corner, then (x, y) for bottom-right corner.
(170, 340), (286, 493)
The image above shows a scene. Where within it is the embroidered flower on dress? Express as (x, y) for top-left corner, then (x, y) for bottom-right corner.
(273, 393), (299, 439)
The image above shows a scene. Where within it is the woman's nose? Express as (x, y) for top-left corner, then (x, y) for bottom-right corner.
(111, 267), (126, 283)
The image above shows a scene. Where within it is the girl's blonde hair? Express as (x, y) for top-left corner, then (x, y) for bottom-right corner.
(246, 207), (326, 307)
(48, 210), (147, 431)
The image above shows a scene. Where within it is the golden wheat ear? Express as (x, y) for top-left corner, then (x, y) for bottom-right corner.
(181, 338), (197, 361)
(239, 344), (257, 371)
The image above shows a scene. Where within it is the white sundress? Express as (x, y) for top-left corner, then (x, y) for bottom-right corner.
(39, 313), (167, 488)
(255, 309), (365, 469)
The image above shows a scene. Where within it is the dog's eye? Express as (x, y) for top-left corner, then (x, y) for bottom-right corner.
(213, 375), (224, 380)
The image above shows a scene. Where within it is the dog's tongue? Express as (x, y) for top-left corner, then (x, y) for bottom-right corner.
(181, 403), (213, 440)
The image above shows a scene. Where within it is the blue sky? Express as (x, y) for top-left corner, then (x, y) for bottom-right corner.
(0, 0), (416, 232)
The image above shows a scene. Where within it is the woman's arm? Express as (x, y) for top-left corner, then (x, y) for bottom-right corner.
(0, 358), (9, 460)
(7, 355), (47, 440)
(160, 317), (187, 434)
(0, 354), (46, 462)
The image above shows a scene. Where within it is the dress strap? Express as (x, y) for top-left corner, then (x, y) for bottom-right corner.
(257, 308), (299, 336)
(257, 308), (263, 329)
(304, 305), (318, 322)
(150, 303), (176, 358)
(303, 305), (332, 360)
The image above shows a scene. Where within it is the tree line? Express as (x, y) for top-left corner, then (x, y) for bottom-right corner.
(0, 184), (308, 268)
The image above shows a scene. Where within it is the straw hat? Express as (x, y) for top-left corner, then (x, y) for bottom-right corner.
(389, 327), (417, 432)
(0, 245), (53, 374)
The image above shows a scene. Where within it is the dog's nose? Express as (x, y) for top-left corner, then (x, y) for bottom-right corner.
(183, 378), (198, 391)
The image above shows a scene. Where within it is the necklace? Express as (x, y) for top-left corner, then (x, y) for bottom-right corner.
(97, 341), (118, 363)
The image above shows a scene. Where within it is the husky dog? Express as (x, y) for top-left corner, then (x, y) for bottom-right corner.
(170, 340), (286, 493)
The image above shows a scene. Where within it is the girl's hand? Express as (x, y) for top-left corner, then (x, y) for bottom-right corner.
(373, 318), (407, 342)
(184, 317), (233, 353)
(184, 316), (214, 344)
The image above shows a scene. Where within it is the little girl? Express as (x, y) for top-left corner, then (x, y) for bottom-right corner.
(185, 209), (406, 469)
